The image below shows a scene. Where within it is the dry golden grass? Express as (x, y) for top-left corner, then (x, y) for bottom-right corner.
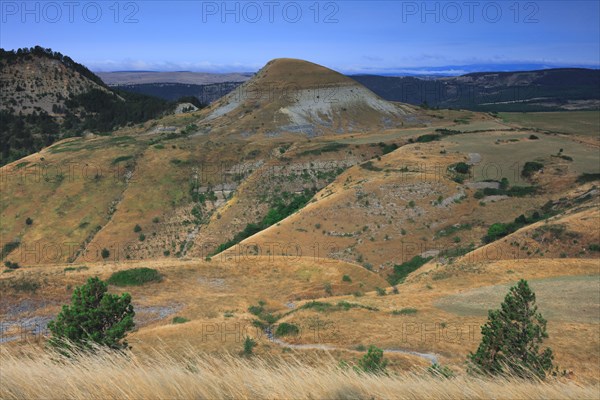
(1, 345), (597, 400)
(2, 257), (598, 381)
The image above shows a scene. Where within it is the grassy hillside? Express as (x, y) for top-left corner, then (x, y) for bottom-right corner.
(231, 116), (599, 271)
(500, 111), (600, 136)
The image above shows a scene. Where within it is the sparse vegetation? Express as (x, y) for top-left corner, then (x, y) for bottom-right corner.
(298, 142), (348, 156)
(392, 308), (418, 315)
(297, 300), (378, 313)
(436, 223), (472, 238)
(1, 278), (40, 293)
(212, 189), (316, 255)
(64, 266), (88, 272)
(112, 155), (133, 165)
(439, 244), (476, 258)
(361, 161), (382, 171)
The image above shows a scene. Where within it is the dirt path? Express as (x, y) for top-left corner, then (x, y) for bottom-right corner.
(264, 328), (439, 364)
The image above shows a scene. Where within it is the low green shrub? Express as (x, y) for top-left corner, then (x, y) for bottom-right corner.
(521, 161), (543, 178)
(387, 256), (432, 285)
(275, 322), (300, 337)
(248, 305), (264, 316)
(1, 241), (20, 259)
(577, 173), (600, 183)
(392, 308), (418, 315)
(243, 336), (257, 355)
(106, 268), (162, 286)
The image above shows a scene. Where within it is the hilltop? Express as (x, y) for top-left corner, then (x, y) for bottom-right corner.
(198, 58), (418, 137)
(0, 47), (172, 165)
(0, 47), (109, 116)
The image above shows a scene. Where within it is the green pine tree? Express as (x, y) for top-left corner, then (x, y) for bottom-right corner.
(469, 279), (554, 378)
(48, 277), (135, 351)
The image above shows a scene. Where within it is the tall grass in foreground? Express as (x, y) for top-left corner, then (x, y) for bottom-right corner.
(0, 346), (596, 400)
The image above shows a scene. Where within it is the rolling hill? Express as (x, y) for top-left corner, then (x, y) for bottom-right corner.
(0, 47), (173, 165)
(198, 58), (418, 137)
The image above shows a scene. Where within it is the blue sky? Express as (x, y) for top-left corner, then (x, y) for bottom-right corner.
(1, 1), (599, 74)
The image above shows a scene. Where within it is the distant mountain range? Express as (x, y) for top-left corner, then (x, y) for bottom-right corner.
(352, 68), (600, 111)
(345, 63), (599, 77)
(101, 68), (600, 112)
(107, 82), (242, 106)
(96, 71), (252, 85)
